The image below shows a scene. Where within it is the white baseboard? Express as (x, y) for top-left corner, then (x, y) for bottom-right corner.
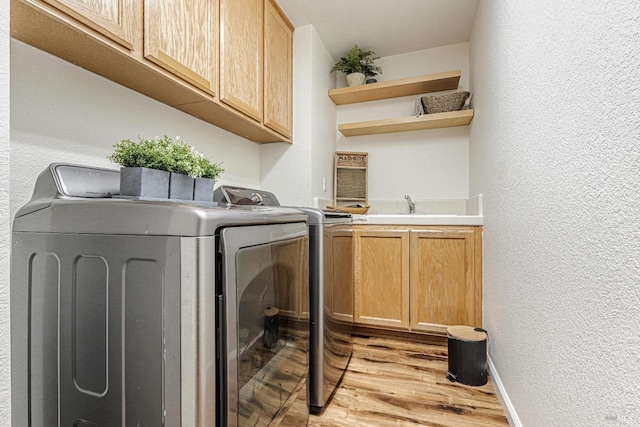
(488, 355), (522, 427)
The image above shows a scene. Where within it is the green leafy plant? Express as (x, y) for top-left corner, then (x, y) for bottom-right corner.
(330, 44), (382, 76)
(108, 135), (224, 180)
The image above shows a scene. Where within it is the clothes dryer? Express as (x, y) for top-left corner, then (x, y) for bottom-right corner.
(214, 186), (354, 414)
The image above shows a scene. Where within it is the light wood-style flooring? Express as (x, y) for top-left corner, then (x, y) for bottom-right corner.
(308, 335), (509, 426)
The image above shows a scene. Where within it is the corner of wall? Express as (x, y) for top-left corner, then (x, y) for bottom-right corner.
(309, 26), (337, 204)
(1, 1), (12, 424)
(259, 25), (314, 205)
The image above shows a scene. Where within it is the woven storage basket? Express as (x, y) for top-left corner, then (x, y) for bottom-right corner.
(421, 91), (470, 114)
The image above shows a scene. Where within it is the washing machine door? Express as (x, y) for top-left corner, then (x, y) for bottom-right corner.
(219, 222), (309, 427)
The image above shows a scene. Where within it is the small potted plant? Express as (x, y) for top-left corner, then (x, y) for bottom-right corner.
(330, 44), (382, 87)
(108, 135), (224, 202)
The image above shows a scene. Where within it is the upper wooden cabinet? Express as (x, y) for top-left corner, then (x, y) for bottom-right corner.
(145, 0), (217, 95)
(219, 0), (264, 122)
(41, 0), (137, 50)
(263, 0), (293, 139)
(12, 0), (294, 144)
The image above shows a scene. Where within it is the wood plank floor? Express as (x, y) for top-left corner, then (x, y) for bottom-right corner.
(307, 335), (509, 427)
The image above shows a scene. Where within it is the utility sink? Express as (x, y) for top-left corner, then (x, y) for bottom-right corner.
(351, 195), (484, 226)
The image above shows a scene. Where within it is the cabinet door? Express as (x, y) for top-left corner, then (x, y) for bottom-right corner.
(331, 230), (353, 323)
(263, 0), (293, 138)
(410, 228), (480, 333)
(42, 0), (136, 49)
(145, 0), (217, 95)
(220, 0), (263, 121)
(354, 228), (410, 329)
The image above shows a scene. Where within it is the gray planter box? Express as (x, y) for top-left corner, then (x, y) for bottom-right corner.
(119, 167), (169, 199)
(193, 177), (215, 202)
(169, 172), (195, 200)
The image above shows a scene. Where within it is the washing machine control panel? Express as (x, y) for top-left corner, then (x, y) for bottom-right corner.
(213, 186), (280, 206)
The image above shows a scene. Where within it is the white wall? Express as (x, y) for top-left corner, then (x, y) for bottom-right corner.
(260, 25), (313, 205)
(10, 40), (262, 219)
(309, 27), (339, 206)
(470, 2), (640, 425)
(260, 24), (336, 206)
(0, 0), (11, 424)
(336, 43), (470, 204)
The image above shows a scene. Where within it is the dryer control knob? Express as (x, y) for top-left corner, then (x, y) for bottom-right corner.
(251, 193), (263, 204)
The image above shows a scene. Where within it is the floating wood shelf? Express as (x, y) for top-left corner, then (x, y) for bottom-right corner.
(338, 109), (474, 137)
(328, 70), (461, 105)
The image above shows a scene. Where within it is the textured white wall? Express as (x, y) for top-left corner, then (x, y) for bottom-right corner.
(0, 0), (11, 424)
(470, 2), (640, 425)
(309, 27), (339, 204)
(260, 25), (336, 206)
(336, 43), (470, 202)
(10, 40), (262, 219)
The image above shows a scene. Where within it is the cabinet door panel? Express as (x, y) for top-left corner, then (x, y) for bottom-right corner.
(145, 0), (216, 94)
(354, 229), (409, 329)
(332, 233), (353, 323)
(410, 229), (476, 333)
(43, 0), (136, 49)
(220, 0), (263, 121)
(264, 0), (292, 138)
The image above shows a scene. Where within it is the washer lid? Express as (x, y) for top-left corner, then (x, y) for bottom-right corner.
(13, 164), (307, 236)
(53, 163), (120, 198)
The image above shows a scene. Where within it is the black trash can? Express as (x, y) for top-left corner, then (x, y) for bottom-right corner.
(447, 325), (488, 386)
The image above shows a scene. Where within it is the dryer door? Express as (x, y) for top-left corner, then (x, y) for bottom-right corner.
(219, 222), (309, 427)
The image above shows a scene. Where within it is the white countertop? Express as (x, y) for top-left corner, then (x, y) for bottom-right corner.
(352, 214), (483, 226)
(316, 195), (484, 226)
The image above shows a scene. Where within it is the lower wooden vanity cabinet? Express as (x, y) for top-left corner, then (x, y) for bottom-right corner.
(353, 225), (482, 335)
(353, 227), (410, 329)
(409, 227), (482, 334)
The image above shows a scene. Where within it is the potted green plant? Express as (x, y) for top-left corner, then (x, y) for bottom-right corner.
(330, 44), (382, 87)
(108, 135), (224, 202)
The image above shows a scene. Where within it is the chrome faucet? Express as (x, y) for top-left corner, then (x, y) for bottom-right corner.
(404, 195), (415, 214)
